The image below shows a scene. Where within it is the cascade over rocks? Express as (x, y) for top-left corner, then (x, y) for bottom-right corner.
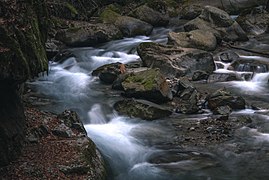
(137, 42), (215, 78)
(121, 68), (173, 103)
(114, 99), (172, 120)
(184, 6), (248, 42)
(168, 30), (217, 51)
(229, 57), (269, 73)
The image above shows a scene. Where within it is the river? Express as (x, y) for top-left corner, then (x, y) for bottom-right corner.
(27, 28), (269, 180)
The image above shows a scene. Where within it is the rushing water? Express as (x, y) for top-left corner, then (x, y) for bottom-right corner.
(28, 28), (269, 179)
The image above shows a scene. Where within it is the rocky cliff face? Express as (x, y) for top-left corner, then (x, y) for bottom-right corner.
(0, 0), (48, 166)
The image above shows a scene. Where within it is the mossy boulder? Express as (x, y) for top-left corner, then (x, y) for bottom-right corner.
(122, 68), (172, 103)
(55, 22), (123, 47)
(99, 8), (153, 37)
(114, 99), (172, 120)
(168, 30), (217, 51)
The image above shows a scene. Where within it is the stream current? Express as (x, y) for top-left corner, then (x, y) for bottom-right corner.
(28, 28), (269, 180)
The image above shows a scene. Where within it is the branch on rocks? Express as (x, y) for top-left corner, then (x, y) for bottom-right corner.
(226, 43), (269, 57)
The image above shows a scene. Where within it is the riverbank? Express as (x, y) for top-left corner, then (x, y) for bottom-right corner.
(0, 99), (106, 180)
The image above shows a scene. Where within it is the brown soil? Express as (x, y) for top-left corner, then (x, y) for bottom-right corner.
(0, 106), (89, 180)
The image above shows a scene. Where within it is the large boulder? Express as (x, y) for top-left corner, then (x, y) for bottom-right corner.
(55, 23), (123, 47)
(178, 4), (203, 20)
(114, 99), (172, 120)
(236, 7), (269, 35)
(206, 89), (246, 111)
(121, 68), (173, 103)
(184, 6), (248, 42)
(100, 9), (153, 37)
(130, 5), (169, 27)
(137, 42), (215, 78)
(168, 30), (217, 51)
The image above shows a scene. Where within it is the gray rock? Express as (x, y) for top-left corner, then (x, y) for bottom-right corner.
(137, 42), (215, 78)
(52, 123), (73, 138)
(179, 4), (203, 20)
(192, 70), (209, 81)
(55, 23), (123, 47)
(207, 88), (246, 111)
(184, 6), (248, 42)
(212, 105), (232, 115)
(207, 73), (238, 83)
(168, 30), (217, 51)
(130, 5), (169, 27)
(114, 99), (172, 120)
(236, 7), (269, 35)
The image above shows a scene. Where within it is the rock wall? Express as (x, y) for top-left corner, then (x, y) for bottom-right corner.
(0, 0), (49, 167)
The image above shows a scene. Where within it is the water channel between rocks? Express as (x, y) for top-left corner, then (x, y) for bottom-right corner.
(27, 28), (269, 180)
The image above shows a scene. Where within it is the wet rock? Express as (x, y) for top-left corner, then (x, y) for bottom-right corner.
(52, 50), (75, 63)
(114, 99), (172, 120)
(137, 42), (215, 78)
(55, 23), (123, 47)
(92, 63), (125, 84)
(168, 30), (217, 51)
(173, 78), (200, 114)
(184, 6), (248, 42)
(236, 7), (269, 35)
(207, 73), (238, 83)
(207, 89), (246, 111)
(130, 5), (169, 27)
(212, 105), (232, 115)
(100, 9), (153, 37)
(121, 68), (172, 103)
(45, 39), (62, 60)
(192, 71), (209, 81)
(218, 51), (240, 63)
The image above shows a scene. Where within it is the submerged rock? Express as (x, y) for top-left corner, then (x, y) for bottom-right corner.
(229, 57), (269, 73)
(114, 99), (172, 120)
(122, 68), (172, 103)
(137, 42), (215, 78)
